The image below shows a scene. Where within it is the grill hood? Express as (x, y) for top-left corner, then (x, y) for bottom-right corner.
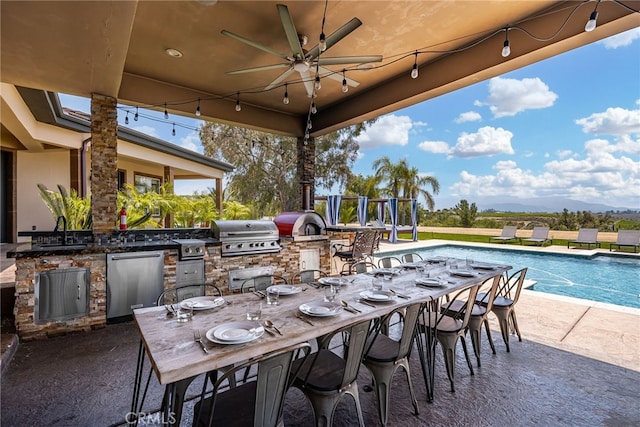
(211, 220), (281, 257)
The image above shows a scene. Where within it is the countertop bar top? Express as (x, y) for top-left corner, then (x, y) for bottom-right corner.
(7, 238), (221, 258)
(325, 225), (386, 232)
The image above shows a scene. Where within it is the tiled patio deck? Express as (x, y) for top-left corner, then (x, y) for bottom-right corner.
(1, 239), (639, 426)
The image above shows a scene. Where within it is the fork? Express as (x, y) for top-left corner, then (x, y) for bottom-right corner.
(193, 329), (209, 354)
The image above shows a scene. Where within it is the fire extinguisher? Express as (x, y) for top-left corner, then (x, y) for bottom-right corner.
(119, 206), (127, 230)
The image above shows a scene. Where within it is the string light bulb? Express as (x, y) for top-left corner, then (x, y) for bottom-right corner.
(411, 52), (419, 79)
(283, 83), (290, 105)
(171, 123), (176, 136)
(342, 70), (349, 93)
(195, 98), (201, 116)
(235, 92), (241, 112)
(501, 28), (511, 57)
(319, 32), (327, 52)
(585, 0), (600, 32)
(307, 118), (312, 129)
(164, 103), (169, 119)
(314, 75), (321, 90)
(311, 101), (317, 114)
(124, 111), (129, 125)
(134, 107), (139, 121)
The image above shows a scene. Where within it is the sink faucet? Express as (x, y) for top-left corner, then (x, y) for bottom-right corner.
(53, 215), (68, 244)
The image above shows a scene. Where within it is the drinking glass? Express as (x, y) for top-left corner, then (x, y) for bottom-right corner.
(266, 287), (280, 305)
(176, 301), (193, 323)
(324, 285), (337, 302)
(372, 277), (384, 291)
(246, 301), (262, 320)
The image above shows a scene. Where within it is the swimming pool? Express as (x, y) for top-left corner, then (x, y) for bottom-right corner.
(379, 245), (640, 309)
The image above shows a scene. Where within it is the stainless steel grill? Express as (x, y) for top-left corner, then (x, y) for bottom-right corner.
(211, 220), (281, 257)
(173, 238), (206, 260)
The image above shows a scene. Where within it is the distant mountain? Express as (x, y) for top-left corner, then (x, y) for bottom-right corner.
(477, 197), (636, 213)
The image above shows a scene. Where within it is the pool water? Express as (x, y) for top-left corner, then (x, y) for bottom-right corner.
(381, 245), (640, 309)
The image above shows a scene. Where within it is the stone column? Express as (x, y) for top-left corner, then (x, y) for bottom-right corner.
(296, 136), (315, 211)
(90, 94), (118, 234)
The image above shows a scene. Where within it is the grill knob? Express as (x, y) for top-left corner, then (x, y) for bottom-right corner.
(196, 247), (202, 253)
(238, 243), (244, 248)
(185, 247), (192, 254)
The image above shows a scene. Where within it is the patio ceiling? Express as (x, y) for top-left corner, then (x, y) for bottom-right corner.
(1, 1), (638, 137)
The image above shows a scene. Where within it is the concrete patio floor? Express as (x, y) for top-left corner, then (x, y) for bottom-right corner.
(1, 238), (639, 426)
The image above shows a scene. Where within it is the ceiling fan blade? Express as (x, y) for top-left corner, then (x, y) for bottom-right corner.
(264, 67), (296, 91)
(221, 29), (289, 60)
(306, 18), (362, 60)
(298, 69), (315, 97)
(317, 55), (383, 66)
(227, 63), (290, 75)
(277, 4), (304, 59)
(318, 66), (360, 87)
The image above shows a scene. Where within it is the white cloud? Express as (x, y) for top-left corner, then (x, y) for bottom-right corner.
(418, 140), (450, 154)
(601, 27), (640, 49)
(355, 114), (412, 149)
(449, 138), (640, 207)
(480, 77), (558, 118)
(557, 150), (574, 159)
(131, 125), (159, 138)
(450, 126), (514, 158)
(177, 131), (204, 153)
(454, 111), (482, 123)
(575, 106), (640, 135)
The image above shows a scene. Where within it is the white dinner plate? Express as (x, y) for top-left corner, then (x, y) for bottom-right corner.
(370, 268), (401, 276)
(450, 269), (477, 277)
(470, 263), (497, 270)
(400, 262), (423, 269)
(415, 277), (446, 287)
(318, 277), (344, 286)
(266, 284), (302, 295)
(299, 301), (343, 317)
(206, 321), (264, 344)
(180, 296), (226, 311)
(359, 290), (395, 302)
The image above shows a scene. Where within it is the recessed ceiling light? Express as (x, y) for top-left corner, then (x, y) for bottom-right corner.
(165, 48), (183, 58)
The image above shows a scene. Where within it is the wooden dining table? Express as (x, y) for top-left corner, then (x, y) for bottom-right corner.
(130, 257), (510, 426)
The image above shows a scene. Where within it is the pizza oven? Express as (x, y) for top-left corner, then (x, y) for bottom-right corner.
(273, 211), (327, 241)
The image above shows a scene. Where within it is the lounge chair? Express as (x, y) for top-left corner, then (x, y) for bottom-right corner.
(521, 227), (551, 246)
(610, 230), (640, 253)
(490, 226), (519, 244)
(568, 228), (601, 249)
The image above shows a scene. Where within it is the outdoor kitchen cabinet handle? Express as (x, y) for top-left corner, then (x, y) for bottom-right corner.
(110, 253), (163, 261)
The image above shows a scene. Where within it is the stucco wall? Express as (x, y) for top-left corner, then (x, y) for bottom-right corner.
(16, 150), (70, 238)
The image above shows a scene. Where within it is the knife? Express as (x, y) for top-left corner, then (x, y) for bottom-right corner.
(390, 289), (411, 299)
(295, 312), (314, 326)
(356, 299), (376, 308)
(262, 326), (276, 337)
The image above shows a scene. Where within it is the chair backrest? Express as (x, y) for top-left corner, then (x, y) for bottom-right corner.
(378, 256), (401, 268)
(349, 261), (377, 275)
(157, 284), (222, 305)
(576, 228), (599, 242)
(401, 253), (423, 263)
(501, 226), (517, 238)
(475, 274), (501, 313)
(353, 230), (381, 258)
(438, 284), (480, 331)
(291, 269), (328, 284)
(375, 303), (422, 360)
(196, 341), (311, 427)
(530, 227), (549, 239)
(497, 268), (528, 305)
(617, 230), (640, 245)
(240, 275), (288, 293)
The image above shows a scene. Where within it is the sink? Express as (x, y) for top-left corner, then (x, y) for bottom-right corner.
(34, 243), (89, 251)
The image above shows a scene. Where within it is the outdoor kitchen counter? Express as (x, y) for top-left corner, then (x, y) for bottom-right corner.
(7, 238), (221, 258)
(325, 225), (386, 232)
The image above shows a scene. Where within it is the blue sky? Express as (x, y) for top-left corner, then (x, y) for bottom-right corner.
(60, 28), (640, 210)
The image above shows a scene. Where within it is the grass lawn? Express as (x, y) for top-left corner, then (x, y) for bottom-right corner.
(416, 231), (612, 250)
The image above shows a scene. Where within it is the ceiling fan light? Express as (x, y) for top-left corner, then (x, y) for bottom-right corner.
(293, 61), (310, 72)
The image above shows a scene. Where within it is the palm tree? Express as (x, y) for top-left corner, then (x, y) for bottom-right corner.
(372, 157), (440, 210)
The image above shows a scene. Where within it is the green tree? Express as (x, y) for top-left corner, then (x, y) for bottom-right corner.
(199, 122), (365, 218)
(37, 184), (92, 230)
(453, 199), (478, 228)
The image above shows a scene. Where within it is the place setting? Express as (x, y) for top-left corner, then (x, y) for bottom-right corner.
(205, 321), (265, 345)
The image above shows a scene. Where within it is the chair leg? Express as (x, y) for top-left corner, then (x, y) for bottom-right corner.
(493, 308), (511, 352)
(365, 359), (418, 426)
(467, 317), (482, 367)
(305, 381), (364, 427)
(483, 318), (496, 354)
(510, 310), (522, 342)
(460, 336), (474, 376)
(438, 335), (458, 393)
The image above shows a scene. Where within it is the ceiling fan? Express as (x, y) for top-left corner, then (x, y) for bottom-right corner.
(221, 3), (383, 97)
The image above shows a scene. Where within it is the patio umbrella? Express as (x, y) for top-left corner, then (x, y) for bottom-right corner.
(387, 198), (399, 243)
(325, 195), (343, 226)
(410, 199), (418, 241)
(357, 196), (368, 226)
